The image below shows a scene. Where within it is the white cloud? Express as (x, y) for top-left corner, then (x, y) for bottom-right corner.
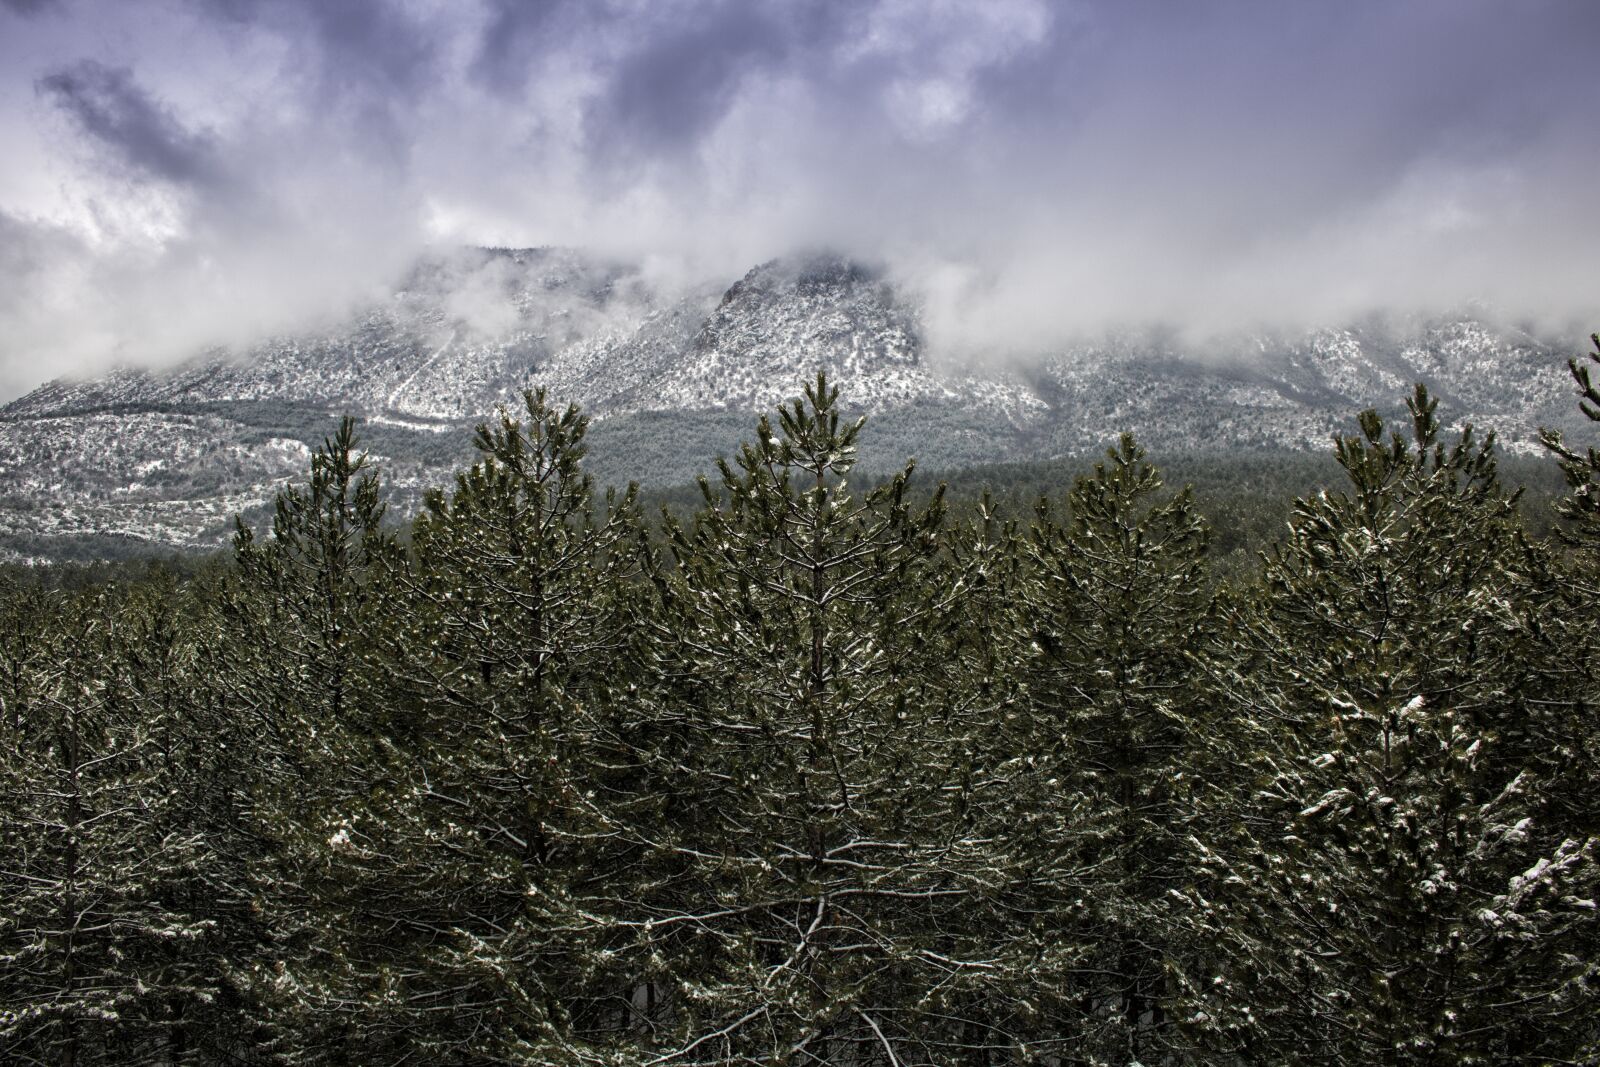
(0, 0), (1596, 401)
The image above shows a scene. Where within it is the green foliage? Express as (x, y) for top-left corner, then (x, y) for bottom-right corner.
(0, 586), (223, 1066)
(1539, 334), (1600, 548)
(2, 366), (1598, 1065)
(342, 388), (648, 1061)
(978, 434), (1215, 1062)
(1191, 387), (1598, 1063)
(634, 373), (978, 1061)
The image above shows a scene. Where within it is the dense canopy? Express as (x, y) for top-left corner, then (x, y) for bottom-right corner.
(3, 351), (1600, 1065)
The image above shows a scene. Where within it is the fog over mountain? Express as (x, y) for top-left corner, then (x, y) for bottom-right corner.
(2, 0), (1598, 402)
(0, 243), (1583, 562)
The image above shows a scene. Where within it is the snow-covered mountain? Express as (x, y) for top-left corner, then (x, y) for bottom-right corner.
(0, 248), (1586, 560)
(5, 250), (1045, 423)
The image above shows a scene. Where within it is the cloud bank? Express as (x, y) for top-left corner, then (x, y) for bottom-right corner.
(1, 0), (1597, 400)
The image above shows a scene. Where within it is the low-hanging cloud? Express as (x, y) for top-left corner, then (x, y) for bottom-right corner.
(1, 0), (1597, 402)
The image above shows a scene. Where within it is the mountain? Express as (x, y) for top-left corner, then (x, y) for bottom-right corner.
(0, 248), (1586, 561)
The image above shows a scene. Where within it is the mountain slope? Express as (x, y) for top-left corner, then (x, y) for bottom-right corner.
(0, 248), (1585, 561)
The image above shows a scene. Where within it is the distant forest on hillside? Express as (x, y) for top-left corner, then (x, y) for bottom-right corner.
(3, 341), (1600, 1065)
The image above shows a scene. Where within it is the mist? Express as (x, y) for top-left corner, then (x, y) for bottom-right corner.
(2, 0), (1597, 402)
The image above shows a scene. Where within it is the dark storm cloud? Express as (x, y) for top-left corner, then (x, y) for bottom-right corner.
(588, 5), (799, 158)
(1, 0), (1598, 400)
(470, 0), (572, 94)
(1, 0), (58, 15)
(37, 61), (217, 186)
(592, 2), (868, 161)
(199, 0), (438, 97)
(191, 0), (441, 170)
(468, 0), (856, 166)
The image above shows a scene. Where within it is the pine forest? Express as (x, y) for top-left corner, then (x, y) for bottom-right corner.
(6, 342), (1600, 1067)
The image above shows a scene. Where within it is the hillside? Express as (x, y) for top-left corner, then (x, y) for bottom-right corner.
(0, 247), (1584, 561)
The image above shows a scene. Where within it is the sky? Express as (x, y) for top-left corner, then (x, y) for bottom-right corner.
(1, 0), (1598, 401)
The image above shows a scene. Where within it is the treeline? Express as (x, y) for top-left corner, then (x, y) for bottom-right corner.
(3, 351), (1600, 1065)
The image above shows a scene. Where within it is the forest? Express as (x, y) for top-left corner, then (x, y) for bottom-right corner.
(3, 343), (1600, 1066)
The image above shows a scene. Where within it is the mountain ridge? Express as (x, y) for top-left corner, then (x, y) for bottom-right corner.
(0, 247), (1587, 561)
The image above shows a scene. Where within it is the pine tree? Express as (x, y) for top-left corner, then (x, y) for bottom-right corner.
(1524, 332), (1600, 1058)
(0, 587), (220, 1066)
(1539, 333), (1600, 564)
(110, 570), (260, 1063)
(289, 389), (651, 1063)
(983, 434), (1214, 1062)
(1195, 388), (1599, 1063)
(211, 417), (396, 1062)
(637, 374), (979, 1064)
(1535, 332), (1600, 838)
(0, 573), (55, 737)
(932, 491), (1037, 1063)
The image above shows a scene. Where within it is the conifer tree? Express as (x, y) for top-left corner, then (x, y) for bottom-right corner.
(1535, 332), (1600, 838)
(280, 389), (651, 1063)
(639, 374), (978, 1064)
(0, 588), (220, 1066)
(1525, 333), (1600, 1059)
(1195, 388), (1599, 1063)
(986, 435), (1213, 1062)
(211, 418), (396, 1062)
(110, 571), (260, 1063)
(1539, 333), (1600, 564)
(0, 574), (54, 737)
(932, 491), (1035, 1063)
